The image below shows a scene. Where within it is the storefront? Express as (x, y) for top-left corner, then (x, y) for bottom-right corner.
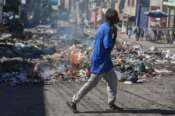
(163, 0), (175, 27)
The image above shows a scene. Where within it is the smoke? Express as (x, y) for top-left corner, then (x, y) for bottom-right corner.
(21, 0), (95, 47)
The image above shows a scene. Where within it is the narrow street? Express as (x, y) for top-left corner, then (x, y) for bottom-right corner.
(0, 76), (175, 116)
(0, 18), (175, 116)
(0, 0), (175, 116)
(0, 19), (175, 116)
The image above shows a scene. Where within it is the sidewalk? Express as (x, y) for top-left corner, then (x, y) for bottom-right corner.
(118, 33), (175, 54)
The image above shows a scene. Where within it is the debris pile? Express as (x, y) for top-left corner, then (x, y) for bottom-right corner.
(113, 41), (175, 84)
(0, 59), (35, 86)
(0, 24), (175, 86)
(0, 43), (56, 59)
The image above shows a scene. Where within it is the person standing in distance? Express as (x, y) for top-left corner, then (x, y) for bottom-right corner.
(67, 9), (123, 113)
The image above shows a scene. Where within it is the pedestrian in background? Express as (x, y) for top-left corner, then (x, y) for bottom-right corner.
(67, 9), (123, 113)
(141, 28), (145, 39)
(127, 26), (132, 39)
(135, 26), (141, 41)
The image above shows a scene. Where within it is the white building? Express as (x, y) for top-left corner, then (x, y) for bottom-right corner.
(123, 0), (137, 17)
(149, 0), (164, 26)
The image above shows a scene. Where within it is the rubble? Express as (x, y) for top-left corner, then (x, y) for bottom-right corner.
(0, 33), (12, 40)
(0, 59), (34, 85)
(0, 24), (175, 86)
(1, 36), (175, 86)
(154, 68), (173, 74)
(0, 43), (56, 59)
(34, 62), (58, 80)
(112, 41), (175, 84)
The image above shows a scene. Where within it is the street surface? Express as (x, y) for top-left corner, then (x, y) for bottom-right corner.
(1, 1), (175, 116)
(0, 77), (175, 116)
(0, 32), (175, 116)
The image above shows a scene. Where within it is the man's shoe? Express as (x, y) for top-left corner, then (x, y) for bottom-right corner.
(109, 104), (123, 111)
(67, 101), (78, 113)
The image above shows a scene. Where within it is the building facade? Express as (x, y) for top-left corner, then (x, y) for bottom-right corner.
(57, 0), (71, 11)
(135, 0), (150, 28)
(149, 0), (164, 27)
(19, 0), (54, 25)
(163, 0), (175, 27)
(114, 0), (125, 14)
(121, 0), (138, 25)
(123, 0), (136, 17)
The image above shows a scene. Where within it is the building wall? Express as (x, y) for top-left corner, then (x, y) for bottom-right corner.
(149, 0), (164, 27)
(114, 0), (128, 22)
(115, 0), (122, 14)
(88, 0), (107, 26)
(115, 0), (120, 12)
(164, 7), (175, 27)
(135, 0), (150, 28)
(150, 0), (163, 10)
(123, 0), (136, 16)
(58, 0), (72, 11)
(64, 0), (70, 10)
(163, 0), (175, 27)
(3, 0), (20, 13)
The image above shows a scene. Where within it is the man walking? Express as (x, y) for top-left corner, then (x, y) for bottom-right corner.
(68, 9), (123, 113)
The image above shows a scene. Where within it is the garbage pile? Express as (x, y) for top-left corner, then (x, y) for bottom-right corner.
(0, 59), (35, 86)
(0, 40), (92, 85)
(1, 38), (175, 86)
(37, 40), (174, 84)
(0, 43), (56, 59)
(25, 25), (57, 36)
(38, 44), (92, 82)
(0, 21), (93, 85)
(113, 41), (175, 84)
(1, 25), (175, 86)
(0, 44), (57, 86)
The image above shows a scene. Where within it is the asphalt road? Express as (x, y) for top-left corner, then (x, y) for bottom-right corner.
(0, 29), (175, 116)
(0, 75), (175, 116)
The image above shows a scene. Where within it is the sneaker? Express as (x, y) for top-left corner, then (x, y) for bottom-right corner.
(109, 104), (123, 111)
(67, 101), (78, 113)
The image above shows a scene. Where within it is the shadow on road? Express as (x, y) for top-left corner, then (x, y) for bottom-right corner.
(79, 108), (175, 115)
(121, 89), (175, 109)
(0, 84), (46, 116)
